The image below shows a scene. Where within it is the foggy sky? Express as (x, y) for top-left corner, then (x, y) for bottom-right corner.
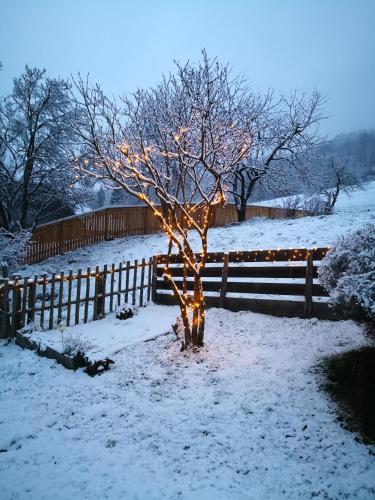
(1, 0), (374, 138)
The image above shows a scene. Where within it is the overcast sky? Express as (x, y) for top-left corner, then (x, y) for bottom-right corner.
(1, 0), (374, 137)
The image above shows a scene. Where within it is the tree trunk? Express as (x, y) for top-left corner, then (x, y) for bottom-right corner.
(236, 202), (247, 222)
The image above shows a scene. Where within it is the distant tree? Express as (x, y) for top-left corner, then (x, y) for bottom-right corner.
(73, 52), (250, 348)
(319, 158), (359, 214)
(232, 90), (325, 221)
(0, 66), (86, 231)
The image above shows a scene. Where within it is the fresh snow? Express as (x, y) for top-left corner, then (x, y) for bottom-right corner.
(1, 307), (374, 499)
(1, 181), (375, 499)
(21, 304), (179, 361)
(19, 181), (375, 278)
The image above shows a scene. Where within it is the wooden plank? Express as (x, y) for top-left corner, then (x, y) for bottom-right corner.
(101, 264), (107, 316)
(74, 269), (82, 325)
(157, 248), (330, 265)
(132, 259), (138, 306)
(147, 258), (152, 302)
(156, 279), (221, 292)
(27, 275), (38, 325)
(40, 275), (47, 329)
(66, 270), (73, 326)
(21, 277), (28, 328)
(109, 263), (115, 312)
(139, 258), (146, 307)
(48, 273), (56, 330)
(0, 280), (9, 338)
(155, 278), (328, 297)
(156, 293), (303, 314)
(305, 253), (314, 318)
(125, 261), (130, 303)
(93, 265), (100, 320)
(219, 253), (229, 308)
(11, 276), (21, 336)
(84, 267), (90, 323)
(227, 266), (318, 279)
(117, 262), (122, 307)
(156, 266), (223, 278)
(152, 257), (159, 302)
(57, 271), (64, 322)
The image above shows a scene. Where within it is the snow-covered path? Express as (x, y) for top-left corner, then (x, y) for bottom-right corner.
(20, 181), (375, 278)
(1, 307), (374, 499)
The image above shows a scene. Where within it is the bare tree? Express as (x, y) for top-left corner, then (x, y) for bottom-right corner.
(319, 158), (359, 214)
(72, 52), (251, 347)
(232, 90), (325, 221)
(0, 66), (86, 231)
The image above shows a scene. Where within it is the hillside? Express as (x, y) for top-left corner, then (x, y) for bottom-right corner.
(22, 181), (375, 277)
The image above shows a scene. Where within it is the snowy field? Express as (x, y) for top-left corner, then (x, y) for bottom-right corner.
(1, 183), (374, 499)
(19, 181), (375, 278)
(1, 307), (375, 499)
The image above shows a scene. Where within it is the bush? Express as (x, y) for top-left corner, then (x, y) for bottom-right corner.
(318, 224), (375, 320)
(281, 195), (302, 218)
(302, 194), (326, 216)
(0, 228), (31, 272)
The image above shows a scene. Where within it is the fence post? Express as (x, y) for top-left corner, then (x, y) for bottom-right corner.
(305, 253), (314, 318)
(95, 268), (104, 319)
(11, 275), (22, 336)
(219, 252), (230, 309)
(151, 256), (158, 303)
(0, 279), (10, 338)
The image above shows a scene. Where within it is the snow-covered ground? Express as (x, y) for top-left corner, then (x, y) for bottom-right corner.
(22, 304), (178, 361)
(1, 182), (374, 499)
(1, 307), (374, 499)
(19, 181), (375, 278)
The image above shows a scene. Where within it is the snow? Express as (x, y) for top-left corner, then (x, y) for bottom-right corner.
(18, 181), (375, 278)
(1, 306), (374, 499)
(1, 181), (374, 498)
(21, 304), (179, 361)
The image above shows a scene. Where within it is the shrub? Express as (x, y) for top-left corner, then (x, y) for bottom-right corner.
(318, 224), (375, 320)
(281, 195), (302, 218)
(0, 228), (31, 272)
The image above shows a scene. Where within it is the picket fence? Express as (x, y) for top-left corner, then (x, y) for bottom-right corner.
(0, 247), (336, 339)
(0, 258), (152, 338)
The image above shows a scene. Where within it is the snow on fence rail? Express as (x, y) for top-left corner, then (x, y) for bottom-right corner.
(153, 247), (336, 319)
(0, 247), (334, 339)
(25, 204), (305, 264)
(0, 258), (152, 338)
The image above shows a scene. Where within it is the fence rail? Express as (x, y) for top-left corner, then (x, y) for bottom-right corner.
(26, 204), (305, 264)
(0, 258), (152, 338)
(0, 247), (335, 339)
(153, 247), (335, 319)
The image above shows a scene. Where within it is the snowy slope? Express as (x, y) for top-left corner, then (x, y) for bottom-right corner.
(20, 181), (375, 277)
(1, 307), (374, 499)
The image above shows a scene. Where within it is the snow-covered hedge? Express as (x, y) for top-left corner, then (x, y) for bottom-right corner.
(318, 224), (375, 320)
(0, 228), (31, 272)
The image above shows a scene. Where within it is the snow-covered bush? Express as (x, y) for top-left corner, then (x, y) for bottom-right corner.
(281, 195), (302, 218)
(116, 303), (137, 321)
(302, 195), (326, 216)
(318, 224), (375, 320)
(0, 228), (31, 272)
(61, 331), (98, 357)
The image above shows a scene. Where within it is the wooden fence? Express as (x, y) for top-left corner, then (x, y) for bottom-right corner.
(0, 258), (152, 338)
(26, 204), (305, 264)
(153, 247), (335, 319)
(0, 247), (335, 339)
